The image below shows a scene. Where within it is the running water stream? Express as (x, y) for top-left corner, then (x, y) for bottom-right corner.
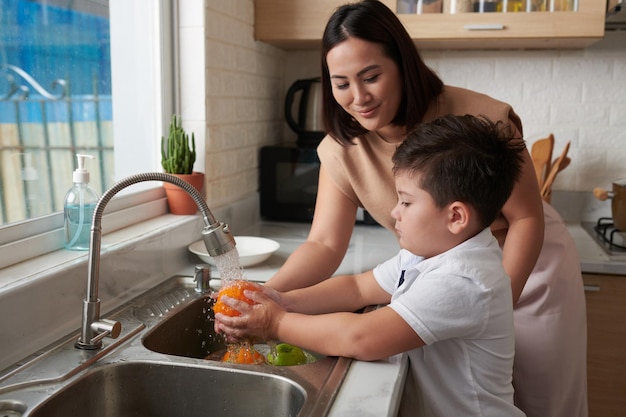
(212, 248), (245, 283)
(210, 247), (266, 364)
(208, 246), (316, 365)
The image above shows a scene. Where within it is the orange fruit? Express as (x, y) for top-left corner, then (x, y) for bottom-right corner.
(222, 343), (266, 365)
(213, 280), (258, 317)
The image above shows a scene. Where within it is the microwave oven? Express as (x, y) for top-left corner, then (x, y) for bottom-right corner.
(260, 146), (319, 222)
(259, 145), (379, 225)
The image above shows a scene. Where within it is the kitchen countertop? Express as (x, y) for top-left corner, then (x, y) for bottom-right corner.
(234, 221), (401, 282)
(566, 223), (626, 275)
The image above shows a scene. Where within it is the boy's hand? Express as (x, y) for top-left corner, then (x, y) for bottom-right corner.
(214, 288), (286, 343)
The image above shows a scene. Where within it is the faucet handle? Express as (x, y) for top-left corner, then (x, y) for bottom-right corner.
(193, 264), (212, 294)
(77, 318), (121, 349)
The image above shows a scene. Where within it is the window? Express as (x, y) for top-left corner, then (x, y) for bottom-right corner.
(0, 0), (176, 269)
(0, 0), (113, 224)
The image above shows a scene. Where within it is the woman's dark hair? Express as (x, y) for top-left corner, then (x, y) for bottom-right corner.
(392, 114), (526, 228)
(321, 0), (444, 145)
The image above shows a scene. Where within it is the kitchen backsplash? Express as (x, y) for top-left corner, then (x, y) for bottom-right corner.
(185, 1), (625, 213)
(426, 33), (626, 194)
(179, 0), (286, 210)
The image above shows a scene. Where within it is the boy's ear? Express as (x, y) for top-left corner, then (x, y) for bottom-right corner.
(447, 201), (471, 235)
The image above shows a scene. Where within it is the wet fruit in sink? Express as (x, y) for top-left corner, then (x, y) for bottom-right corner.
(222, 342), (266, 364)
(213, 280), (258, 317)
(267, 343), (307, 366)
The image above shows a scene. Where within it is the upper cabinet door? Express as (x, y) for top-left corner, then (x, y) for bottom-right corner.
(254, 0), (606, 49)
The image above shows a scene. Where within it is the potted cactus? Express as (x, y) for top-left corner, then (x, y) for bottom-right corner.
(161, 115), (205, 214)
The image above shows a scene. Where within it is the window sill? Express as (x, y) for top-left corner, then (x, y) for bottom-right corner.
(0, 210), (202, 292)
(0, 187), (171, 270)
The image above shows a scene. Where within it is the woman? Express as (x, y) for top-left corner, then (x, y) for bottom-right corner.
(217, 115), (528, 417)
(265, 1), (587, 416)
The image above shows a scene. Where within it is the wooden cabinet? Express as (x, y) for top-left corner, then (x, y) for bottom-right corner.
(254, 0), (606, 49)
(583, 273), (626, 417)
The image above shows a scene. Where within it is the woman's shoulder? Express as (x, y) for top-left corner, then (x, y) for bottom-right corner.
(317, 134), (342, 152)
(439, 85), (511, 109)
(317, 131), (394, 159)
(435, 85), (523, 135)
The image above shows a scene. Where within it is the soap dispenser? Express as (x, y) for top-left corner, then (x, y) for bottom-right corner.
(64, 154), (99, 250)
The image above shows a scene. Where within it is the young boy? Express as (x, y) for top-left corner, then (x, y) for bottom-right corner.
(215, 114), (527, 417)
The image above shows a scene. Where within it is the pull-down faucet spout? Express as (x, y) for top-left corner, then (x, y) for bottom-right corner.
(75, 172), (236, 350)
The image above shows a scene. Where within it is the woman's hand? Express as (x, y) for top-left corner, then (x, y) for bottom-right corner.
(258, 284), (284, 307)
(214, 288), (286, 343)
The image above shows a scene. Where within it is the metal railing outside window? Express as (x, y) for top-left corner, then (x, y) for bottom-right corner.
(0, 64), (113, 225)
(0, 0), (113, 226)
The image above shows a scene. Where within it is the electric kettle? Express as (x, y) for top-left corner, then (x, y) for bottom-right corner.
(284, 77), (325, 148)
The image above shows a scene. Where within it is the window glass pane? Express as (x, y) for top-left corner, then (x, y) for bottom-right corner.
(0, 0), (113, 225)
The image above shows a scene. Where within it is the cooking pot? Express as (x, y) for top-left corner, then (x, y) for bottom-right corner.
(284, 77), (325, 148)
(593, 178), (626, 230)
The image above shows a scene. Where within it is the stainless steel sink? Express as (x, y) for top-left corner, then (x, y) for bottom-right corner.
(29, 361), (305, 417)
(0, 275), (352, 417)
(142, 291), (321, 362)
(143, 295), (224, 359)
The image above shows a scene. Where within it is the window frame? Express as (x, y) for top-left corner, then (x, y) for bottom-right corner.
(0, 0), (177, 271)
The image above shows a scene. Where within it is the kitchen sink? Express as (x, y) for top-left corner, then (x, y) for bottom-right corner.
(142, 292), (321, 363)
(29, 360), (305, 417)
(0, 275), (352, 417)
(143, 295), (224, 359)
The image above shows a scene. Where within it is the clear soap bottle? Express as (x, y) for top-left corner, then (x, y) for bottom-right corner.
(64, 154), (99, 250)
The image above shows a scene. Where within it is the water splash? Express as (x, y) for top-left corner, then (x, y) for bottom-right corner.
(207, 247), (312, 365)
(209, 246), (255, 362)
(221, 340), (266, 365)
(212, 247), (245, 283)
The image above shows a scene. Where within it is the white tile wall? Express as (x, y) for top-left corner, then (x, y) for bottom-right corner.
(179, 0), (285, 210)
(422, 32), (626, 194)
(187, 1), (626, 211)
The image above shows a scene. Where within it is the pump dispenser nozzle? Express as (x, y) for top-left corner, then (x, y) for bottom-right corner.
(74, 154), (95, 184)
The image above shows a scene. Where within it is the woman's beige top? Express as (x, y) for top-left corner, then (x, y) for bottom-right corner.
(317, 85), (523, 233)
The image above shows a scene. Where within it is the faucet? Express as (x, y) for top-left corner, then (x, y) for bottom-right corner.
(75, 172), (236, 350)
(193, 264), (212, 293)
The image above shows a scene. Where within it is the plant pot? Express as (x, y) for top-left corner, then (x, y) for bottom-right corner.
(163, 172), (205, 215)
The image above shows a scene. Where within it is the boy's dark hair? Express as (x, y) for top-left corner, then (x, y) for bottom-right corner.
(321, 0), (443, 145)
(392, 115), (526, 228)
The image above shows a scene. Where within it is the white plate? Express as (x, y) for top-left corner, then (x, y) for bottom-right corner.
(188, 236), (280, 267)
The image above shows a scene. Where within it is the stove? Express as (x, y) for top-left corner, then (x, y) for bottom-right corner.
(580, 218), (626, 257)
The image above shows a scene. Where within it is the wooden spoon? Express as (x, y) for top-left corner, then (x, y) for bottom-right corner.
(541, 141), (570, 202)
(555, 156), (570, 173)
(531, 134), (554, 189)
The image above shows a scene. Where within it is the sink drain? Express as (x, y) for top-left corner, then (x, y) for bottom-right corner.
(0, 400), (27, 417)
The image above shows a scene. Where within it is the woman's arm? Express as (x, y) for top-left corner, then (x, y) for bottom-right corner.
(493, 144), (545, 304)
(265, 166), (359, 291)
